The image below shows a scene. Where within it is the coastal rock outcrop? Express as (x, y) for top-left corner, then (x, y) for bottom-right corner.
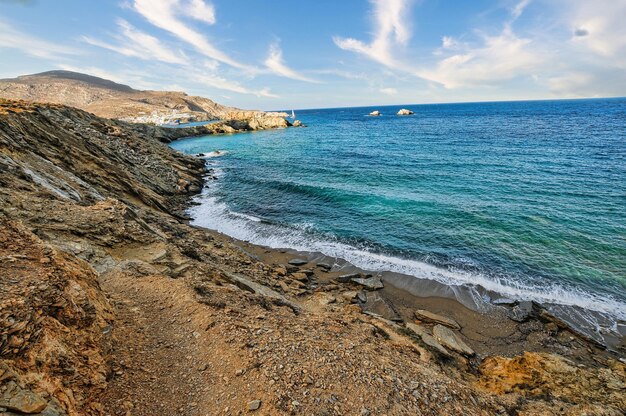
(369, 110), (381, 116)
(397, 108), (414, 115)
(225, 110), (290, 130)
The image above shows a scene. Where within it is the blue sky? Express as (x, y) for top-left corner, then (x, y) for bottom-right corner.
(0, 0), (625, 109)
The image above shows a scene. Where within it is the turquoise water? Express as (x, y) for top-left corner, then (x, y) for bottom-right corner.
(171, 99), (626, 332)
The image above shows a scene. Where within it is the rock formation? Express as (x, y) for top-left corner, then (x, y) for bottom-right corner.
(369, 110), (381, 116)
(0, 71), (290, 129)
(397, 108), (414, 115)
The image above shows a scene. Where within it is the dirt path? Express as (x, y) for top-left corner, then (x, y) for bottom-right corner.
(99, 272), (275, 416)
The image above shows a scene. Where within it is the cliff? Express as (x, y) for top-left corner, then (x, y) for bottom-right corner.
(0, 100), (624, 415)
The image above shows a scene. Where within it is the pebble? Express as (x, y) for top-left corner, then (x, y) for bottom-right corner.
(248, 399), (262, 411)
(288, 259), (308, 266)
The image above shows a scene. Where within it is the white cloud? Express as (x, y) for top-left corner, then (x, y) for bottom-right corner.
(183, 0), (216, 25)
(83, 19), (188, 65)
(333, 0), (413, 68)
(264, 43), (320, 83)
(568, 0), (626, 61)
(419, 27), (540, 88)
(441, 36), (457, 49)
(380, 87), (398, 95)
(311, 69), (371, 81)
(132, 0), (254, 71)
(334, 0), (541, 89)
(0, 20), (79, 59)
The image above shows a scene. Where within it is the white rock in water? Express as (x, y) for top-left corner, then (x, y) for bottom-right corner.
(397, 109), (414, 115)
(369, 110), (381, 116)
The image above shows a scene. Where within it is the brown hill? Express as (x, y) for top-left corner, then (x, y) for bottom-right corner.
(0, 70), (238, 121)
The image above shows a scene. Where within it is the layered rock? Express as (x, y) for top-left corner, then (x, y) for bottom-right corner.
(0, 71), (290, 130)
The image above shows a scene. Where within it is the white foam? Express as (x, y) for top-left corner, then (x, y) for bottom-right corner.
(197, 150), (227, 158)
(188, 187), (626, 326)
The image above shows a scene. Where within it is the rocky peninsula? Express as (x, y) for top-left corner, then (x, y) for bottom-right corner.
(0, 71), (293, 129)
(0, 99), (624, 416)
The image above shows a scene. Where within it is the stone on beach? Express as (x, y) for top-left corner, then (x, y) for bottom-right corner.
(414, 310), (461, 330)
(397, 109), (414, 115)
(361, 291), (402, 322)
(508, 300), (539, 322)
(248, 399), (262, 411)
(406, 323), (451, 357)
(351, 275), (384, 290)
(337, 273), (361, 283)
(316, 262), (332, 271)
(493, 297), (518, 306)
(288, 258), (308, 266)
(432, 325), (475, 356)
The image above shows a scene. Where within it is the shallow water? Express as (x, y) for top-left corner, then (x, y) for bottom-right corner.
(171, 98), (626, 339)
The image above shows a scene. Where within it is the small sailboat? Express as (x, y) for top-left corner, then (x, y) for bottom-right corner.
(291, 110), (296, 119)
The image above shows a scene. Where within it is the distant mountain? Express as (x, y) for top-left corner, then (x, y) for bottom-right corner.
(0, 70), (238, 122)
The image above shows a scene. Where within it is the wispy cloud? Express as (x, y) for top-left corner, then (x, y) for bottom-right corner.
(83, 19), (188, 65)
(510, 0), (531, 21)
(333, 0), (413, 68)
(193, 70), (278, 98)
(132, 0), (254, 71)
(0, 19), (80, 59)
(264, 43), (320, 83)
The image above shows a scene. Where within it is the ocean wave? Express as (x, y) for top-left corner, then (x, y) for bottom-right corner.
(188, 188), (626, 325)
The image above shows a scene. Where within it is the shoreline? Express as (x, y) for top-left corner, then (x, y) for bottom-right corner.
(179, 150), (625, 353)
(189, 220), (625, 361)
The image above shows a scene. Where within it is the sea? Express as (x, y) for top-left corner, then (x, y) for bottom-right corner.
(170, 98), (626, 345)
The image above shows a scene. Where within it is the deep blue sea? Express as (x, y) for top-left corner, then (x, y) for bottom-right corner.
(171, 99), (626, 336)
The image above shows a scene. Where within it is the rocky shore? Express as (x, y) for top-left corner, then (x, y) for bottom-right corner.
(1, 99), (624, 415)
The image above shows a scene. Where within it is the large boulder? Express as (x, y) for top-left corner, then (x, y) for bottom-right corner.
(432, 325), (475, 356)
(397, 109), (414, 115)
(369, 110), (381, 116)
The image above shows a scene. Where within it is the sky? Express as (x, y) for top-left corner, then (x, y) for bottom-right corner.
(0, 0), (625, 110)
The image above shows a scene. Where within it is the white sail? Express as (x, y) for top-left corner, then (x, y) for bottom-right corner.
(291, 110), (295, 119)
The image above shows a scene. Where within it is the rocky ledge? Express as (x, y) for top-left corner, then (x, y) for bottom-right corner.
(0, 99), (624, 415)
